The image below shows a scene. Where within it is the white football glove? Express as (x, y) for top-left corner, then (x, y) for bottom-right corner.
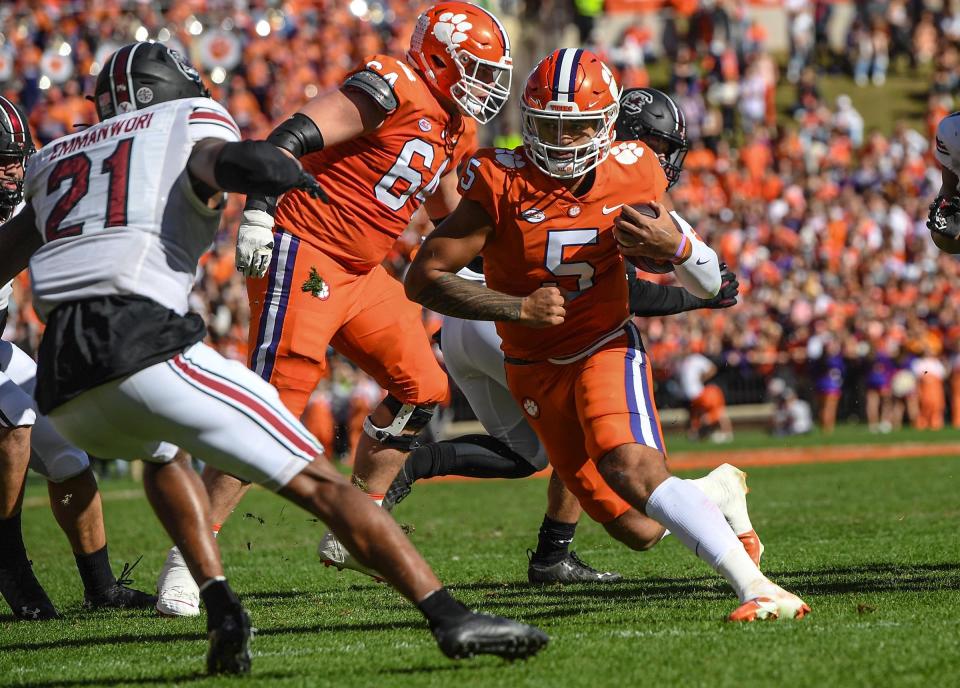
(235, 209), (276, 278)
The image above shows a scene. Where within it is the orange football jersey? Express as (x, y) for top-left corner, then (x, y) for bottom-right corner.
(276, 54), (470, 273)
(459, 142), (667, 361)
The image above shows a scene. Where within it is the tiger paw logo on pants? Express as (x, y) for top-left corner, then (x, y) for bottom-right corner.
(522, 398), (540, 418)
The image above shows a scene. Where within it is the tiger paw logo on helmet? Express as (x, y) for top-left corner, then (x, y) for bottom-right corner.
(408, 2), (512, 124)
(522, 398), (540, 418)
(611, 142), (645, 165)
(432, 12), (473, 49)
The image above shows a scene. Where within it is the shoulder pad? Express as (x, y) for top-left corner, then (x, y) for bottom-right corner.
(342, 70), (398, 114)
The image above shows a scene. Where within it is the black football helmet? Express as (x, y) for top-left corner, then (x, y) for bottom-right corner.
(617, 87), (687, 188)
(0, 95), (35, 219)
(94, 42), (210, 121)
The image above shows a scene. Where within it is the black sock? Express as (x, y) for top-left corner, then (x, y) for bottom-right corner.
(0, 511), (30, 571)
(74, 545), (116, 597)
(532, 515), (577, 565)
(200, 578), (242, 629)
(405, 435), (538, 482)
(417, 587), (471, 630)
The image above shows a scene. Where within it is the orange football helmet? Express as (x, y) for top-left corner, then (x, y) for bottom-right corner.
(408, 2), (512, 124)
(521, 48), (619, 178)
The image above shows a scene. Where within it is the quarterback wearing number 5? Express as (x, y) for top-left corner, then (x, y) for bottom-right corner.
(406, 48), (810, 622)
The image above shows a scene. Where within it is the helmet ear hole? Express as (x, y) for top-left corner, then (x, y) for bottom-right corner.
(431, 55), (446, 70)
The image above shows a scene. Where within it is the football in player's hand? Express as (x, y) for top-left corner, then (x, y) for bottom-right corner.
(615, 203), (674, 273)
(631, 256), (675, 274)
(613, 203), (659, 248)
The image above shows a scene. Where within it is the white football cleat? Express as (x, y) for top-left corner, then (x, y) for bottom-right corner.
(156, 546), (200, 617)
(728, 580), (810, 622)
(317, 531), (384, 582)
(694, 463), (765, 567)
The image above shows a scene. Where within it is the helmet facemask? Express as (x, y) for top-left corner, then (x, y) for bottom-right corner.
(0, 152), (29, 218)
(641, 133), (688, 188)
(521, 101), (619, 179)
(449, 50), (512, 124)
(0, 98), (34, 216)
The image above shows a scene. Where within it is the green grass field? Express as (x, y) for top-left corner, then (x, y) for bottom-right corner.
(662, 424), (960, 453)
(2, 438), (959, 687)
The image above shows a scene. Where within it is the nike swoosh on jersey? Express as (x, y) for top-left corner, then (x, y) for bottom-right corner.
(602, 204), (624, 214)
(696, 258), (709, 265)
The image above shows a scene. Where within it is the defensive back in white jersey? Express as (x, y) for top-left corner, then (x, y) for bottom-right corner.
(24, 97), (240, 319)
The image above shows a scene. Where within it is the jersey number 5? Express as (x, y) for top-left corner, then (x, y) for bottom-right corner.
(545, 228), (598, 293)
(45, 137), (134, 243)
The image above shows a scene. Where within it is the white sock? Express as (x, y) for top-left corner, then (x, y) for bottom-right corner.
(717, 545), (768, 602)
(692, 470), (753, 535)
(645, 477), (763, 595)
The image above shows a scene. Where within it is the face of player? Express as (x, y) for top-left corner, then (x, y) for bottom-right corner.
(640, 135), (670, 166)
(533, 117), (599, 148)
(0, 155), (24, 192)
(452, 52), (511, 123)
(522, 103), (616, 179)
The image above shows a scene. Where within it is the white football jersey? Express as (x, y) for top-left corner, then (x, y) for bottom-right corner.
(934, 112), (960, 177)
(0, 202), (26, 313)
(24, 97), (240, 319)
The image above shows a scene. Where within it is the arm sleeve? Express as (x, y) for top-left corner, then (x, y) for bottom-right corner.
(628, 273), (706, 316)
(671, 210), (721, 298)
(187, 99), (242, 144)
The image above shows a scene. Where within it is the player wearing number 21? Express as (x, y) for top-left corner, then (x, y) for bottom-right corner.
(406, 48), (811, 621)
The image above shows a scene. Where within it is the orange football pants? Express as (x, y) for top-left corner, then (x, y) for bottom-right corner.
(247, 232), (449, 418)
(504, 323), (666, 523)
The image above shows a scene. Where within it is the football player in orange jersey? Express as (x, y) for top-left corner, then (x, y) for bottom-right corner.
(386, 88), (747, 587)
(156, 2), (514, 613)
(407, 49), (811, 622)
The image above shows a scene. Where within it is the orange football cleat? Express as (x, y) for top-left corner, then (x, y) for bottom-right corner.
(738, 529), (765, 568)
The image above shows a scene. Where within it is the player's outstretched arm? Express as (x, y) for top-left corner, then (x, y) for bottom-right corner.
(630, 263), (738, 316)
(237, 80), (393, 277)
(405, 199), (565, 328)
(188, 138), (324, 199)
(0, 205), (41, 286)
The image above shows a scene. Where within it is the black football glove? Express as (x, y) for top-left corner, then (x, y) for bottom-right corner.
(705, 263), (739, 309)
(927, 195), (960, 238)
(293, 169), (330, 203)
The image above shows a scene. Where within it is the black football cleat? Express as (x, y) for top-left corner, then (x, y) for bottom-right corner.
(432, 612), (549, 660)
(207, 607), (253, 675)
(527, 550), (623, 585)
(83, 583), (157, 610)
(382, 468), (414, 511)
(0, 563), (61, 621)
(83, 556), (157, 610)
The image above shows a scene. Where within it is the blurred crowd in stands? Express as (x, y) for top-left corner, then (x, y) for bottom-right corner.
(4, 1), (960, 455)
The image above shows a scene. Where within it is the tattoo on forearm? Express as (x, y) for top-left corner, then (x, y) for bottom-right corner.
(417, 273), (522, 321)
